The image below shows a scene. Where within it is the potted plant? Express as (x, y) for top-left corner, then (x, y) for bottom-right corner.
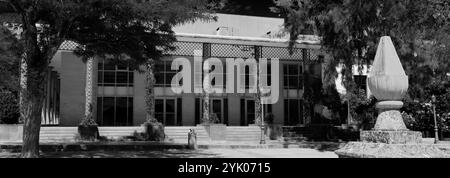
(200, 113), (226, 141)
(78, 104), (99, 141)
(142, 117), (165, 141)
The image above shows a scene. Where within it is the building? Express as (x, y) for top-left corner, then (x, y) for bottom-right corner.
(43, 14), (337, 127)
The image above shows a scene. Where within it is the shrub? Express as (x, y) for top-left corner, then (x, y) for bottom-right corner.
(143, 118), (165, 141)
(0, 91), (19, 124)
(201, 112), (220, 124)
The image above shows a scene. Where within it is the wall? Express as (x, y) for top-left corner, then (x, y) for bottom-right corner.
(58, 51), (86, 126)
(173, 13), (284, 38)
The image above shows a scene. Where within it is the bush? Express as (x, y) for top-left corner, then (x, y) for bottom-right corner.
(348, 89), (377, 130)
(143, 119), (165, 141)
(201, 112), (220, 124)
(0, 91), (19, 124)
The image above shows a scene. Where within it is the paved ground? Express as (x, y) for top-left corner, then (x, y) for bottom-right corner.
(205, 148), (338, 158)
(0, 148), (338, 158)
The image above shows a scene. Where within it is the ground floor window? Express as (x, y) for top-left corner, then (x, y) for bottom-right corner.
(284, 99), (304, 126)
(195, 98), (228, 125)
(239, 100), (273, 126)
(262, 104), (273, 123)
(155, 98), (182, 126)
(240, 99), (258, 126)
(97, 97), (133, 126)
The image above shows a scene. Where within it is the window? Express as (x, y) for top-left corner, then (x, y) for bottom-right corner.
(195, 98), (227, 124)
(244, 66), (250, 89)
(239, 99), (257, 126)
(263, 104), (272, 115)
(260, 63), (272, 87)
(155, 98), (182, 126)
(97, 97), (133, 126)
(284, 99), (303, 126)
(239, 64), (261, 89)
(247, 100), (255, 125)
(283, 64), (303, 89)
(155, 61), (179, 87)
(98, 61), (134, 87)
(354, 75), (367, 91)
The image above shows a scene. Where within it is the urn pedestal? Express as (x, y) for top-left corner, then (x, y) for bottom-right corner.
(335, 36), (449, 158)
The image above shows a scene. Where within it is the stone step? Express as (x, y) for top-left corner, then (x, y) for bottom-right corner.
(283, 137), (308, 142)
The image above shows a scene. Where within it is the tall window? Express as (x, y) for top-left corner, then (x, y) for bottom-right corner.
(260, 63), (272, 87)
(97, 97), (133, 126)
(195, 98), (227, 125)
(246, 100), (255, 125)
(239, 99), (257, 126)
(155, 98), (182, 126)
(284, 99), (303, 126)
(155, 61), (179, 87)
(98, 62), (134, 87)
(283, 64), (303, 89)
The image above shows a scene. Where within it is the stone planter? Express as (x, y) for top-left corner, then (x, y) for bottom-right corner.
(198, 124), (226, 141)
(77, 125), (99, 141)
(266, 124), (283, 140)
(142, 122), (165, 141)
(0, 124), (23, 142)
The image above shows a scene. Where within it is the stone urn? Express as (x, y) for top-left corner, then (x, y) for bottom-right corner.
(335, 36), (450, 158)
(363, 36), (421, 144)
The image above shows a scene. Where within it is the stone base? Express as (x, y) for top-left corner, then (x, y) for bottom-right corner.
(335, 142), (450, 158)
(361, 130), (422, 144)
(373, 109), (407, 130)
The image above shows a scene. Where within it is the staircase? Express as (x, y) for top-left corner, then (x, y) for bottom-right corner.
(282, 126), (309, 143)
(39, 126), (266, 143)
(164, 126), (209, 144)
(225, 126), (262, 143)
(39, 127), (144, 142)
(39, 127), (77, 142)
(98, 127), (143, 140)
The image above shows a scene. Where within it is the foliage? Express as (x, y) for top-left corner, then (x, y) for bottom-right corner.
(348, 89), (377, 130)
(0, 91), (19, 124)
(273, 0), (450, 130)
(142, 120), (165, 141)
(79, 104), (97, 126)
(0, 0), (221, 157)
(201, 112), (220, 125)
(2, 0), (220, 67)
(402, 81), (450, 132)
(0, 25), (21, 94)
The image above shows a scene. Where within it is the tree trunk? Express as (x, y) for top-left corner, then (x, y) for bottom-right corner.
(20, 11), (48, 158)
(20, 57), (47, 158)
(145, 60), (155, 121)
(19, 56), (27, 124)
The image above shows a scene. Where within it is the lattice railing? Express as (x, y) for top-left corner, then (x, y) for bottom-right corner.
(58, 39), (322, 62)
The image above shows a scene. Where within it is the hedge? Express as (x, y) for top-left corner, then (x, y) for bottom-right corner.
(0, 91), (19, 124)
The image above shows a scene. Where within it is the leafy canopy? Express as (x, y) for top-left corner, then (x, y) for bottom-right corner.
(0, 0), (220, 69)
(273, 0), (450, 94)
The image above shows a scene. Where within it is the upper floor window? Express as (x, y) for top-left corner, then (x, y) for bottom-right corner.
(283, 64), (303, 89)
(155, 61), (180, 87)
(98, 61), (134, 87)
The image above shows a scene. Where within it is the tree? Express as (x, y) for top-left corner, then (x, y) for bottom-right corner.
(273, 0), (450, 128)
(0, 24), (21, 94)
(0, 0), (219, 158)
